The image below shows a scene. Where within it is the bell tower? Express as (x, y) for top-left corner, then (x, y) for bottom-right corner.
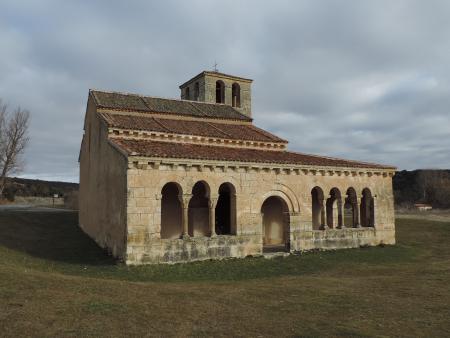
(179, 71), (253, 118)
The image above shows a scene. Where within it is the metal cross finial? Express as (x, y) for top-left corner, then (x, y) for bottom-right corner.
(213, 61), (219, 72)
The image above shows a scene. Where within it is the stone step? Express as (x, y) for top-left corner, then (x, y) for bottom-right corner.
(263, 252), (290, 259)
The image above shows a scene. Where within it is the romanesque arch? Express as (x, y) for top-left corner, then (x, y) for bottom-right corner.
(215, 182), (236, 235)
(261, 196), (290, 252)
(232, 83), (241, 107)
(255, 183), (299, 214)
(160, 182), (183, 239)
(360, 188), (375, 227)
(188, 181), (210, 237)
(216, 80), (225, 103)
(311, 186), (325, 230)
(326, 187), (343, 228)
(344, 187), (359, 227)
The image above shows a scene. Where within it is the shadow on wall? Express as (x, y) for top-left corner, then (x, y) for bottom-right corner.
(0, 209), (115, 266)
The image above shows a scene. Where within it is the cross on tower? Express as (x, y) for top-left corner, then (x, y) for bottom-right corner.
(213, 61), (219, 72)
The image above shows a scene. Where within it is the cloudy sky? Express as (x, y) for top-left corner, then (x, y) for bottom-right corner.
(1, 0), (449, 182)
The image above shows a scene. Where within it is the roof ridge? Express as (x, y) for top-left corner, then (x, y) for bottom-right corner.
(110, 138), (396, 170)
(90, 88), (252, 121)
(90, 90), (101, 105)
(204, 121), (234, 139)
(188, 100), (251, 120)
(152, 117), (173, 133)
(90, 88), (248, 110)
(249, 124), (288, 143)
(139, 95), (152, 111)
(98, 112), (114, 124)
(186, 101), (208, 118)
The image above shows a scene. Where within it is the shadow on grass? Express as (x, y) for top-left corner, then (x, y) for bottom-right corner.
(0, 209), (440, 282)
(0, 209), (116, 266)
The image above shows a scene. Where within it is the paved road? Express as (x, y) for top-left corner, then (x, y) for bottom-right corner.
(0, 204), (75, 212)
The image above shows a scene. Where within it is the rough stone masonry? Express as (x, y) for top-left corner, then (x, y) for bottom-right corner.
(79, 70), (396, 264)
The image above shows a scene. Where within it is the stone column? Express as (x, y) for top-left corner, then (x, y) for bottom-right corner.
(230, 193), (237, 235)
(209, 195), (218, 237)
(332, 199), (339, 228)
(320, 199), (326, 230)
(355, 197), (361, 228)
(155, 193), (163, 238)
(337, 199), (344, 228)
(372, 196), (377, 228)
(180, 194), (192, 238)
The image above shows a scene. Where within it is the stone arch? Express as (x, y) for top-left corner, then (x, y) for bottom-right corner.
(326, 187), (343, 228)
(360, 188), (375, 227)
(261, 195), (290, 252)
(256, 184), (299, 214)
(344, 187), (359, 227)
(216, 80), (225, 103)
(160, 182), (183, 239)
(311, 186), (325, 230)
(215, 182), (237, 235)
(232, 83), (241, 107)
(188, 181), (211, 237)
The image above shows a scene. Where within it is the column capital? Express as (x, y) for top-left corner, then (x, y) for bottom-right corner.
(180, 194), (193, 207)
(208, 195), (219, 208)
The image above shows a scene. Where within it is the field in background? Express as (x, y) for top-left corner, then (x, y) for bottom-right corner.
(0, 208), (449, 337)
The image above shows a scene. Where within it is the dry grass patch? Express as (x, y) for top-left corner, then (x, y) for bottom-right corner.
(0, 209), (449, 337)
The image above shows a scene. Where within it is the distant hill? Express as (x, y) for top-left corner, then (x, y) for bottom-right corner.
(3, 171), (449, 209)
(2, 177), (78, 201)
(393, 170), (450, 208)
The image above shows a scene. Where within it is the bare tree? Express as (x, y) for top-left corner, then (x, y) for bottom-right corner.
(0, 99), (30, 198)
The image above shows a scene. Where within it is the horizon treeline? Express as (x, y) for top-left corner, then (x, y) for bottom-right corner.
(394, 169), (450, 208)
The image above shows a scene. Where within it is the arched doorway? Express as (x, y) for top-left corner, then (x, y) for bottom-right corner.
(160, 183), (183, 239)
(261, 196), (290, 252)
(215, 183), (236, 235)
(188, 181), (210, 237)
(360, 188), (375, 227)
(311, 187), (325, 230)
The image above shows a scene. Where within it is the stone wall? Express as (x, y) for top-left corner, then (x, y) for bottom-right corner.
(180, 72), (252, 118)
(203, 74), (252, 118)
(125, 159), (395, 264)
(79, 99), (128, 259)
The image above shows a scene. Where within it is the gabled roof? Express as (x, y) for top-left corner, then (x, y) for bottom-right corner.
(179, 71), (253, 88)
(90, 90), (251, 121)
(100, 112), (287, 144)
(111, 138), (396, 170)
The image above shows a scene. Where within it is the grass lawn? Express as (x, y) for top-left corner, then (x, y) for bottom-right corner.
(0, 209), (449, 337)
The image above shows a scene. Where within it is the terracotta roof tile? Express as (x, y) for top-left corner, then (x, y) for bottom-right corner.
(91, 90), (251, 121)
(111, 138), (395, 169)
(100, 113), (287, 143)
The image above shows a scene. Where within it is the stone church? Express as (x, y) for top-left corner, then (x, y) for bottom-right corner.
(79, 70), (396, 265)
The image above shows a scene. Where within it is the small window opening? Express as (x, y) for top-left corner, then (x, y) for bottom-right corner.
(232, 83), (241, 107)
(194, 82), (199, 101)
(216, 80), (225, 103)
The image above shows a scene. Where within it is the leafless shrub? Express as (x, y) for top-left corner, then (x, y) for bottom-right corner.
(0, 99), (30, 198)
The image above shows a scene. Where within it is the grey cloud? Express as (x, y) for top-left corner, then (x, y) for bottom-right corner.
(0, 0), (449, 182)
